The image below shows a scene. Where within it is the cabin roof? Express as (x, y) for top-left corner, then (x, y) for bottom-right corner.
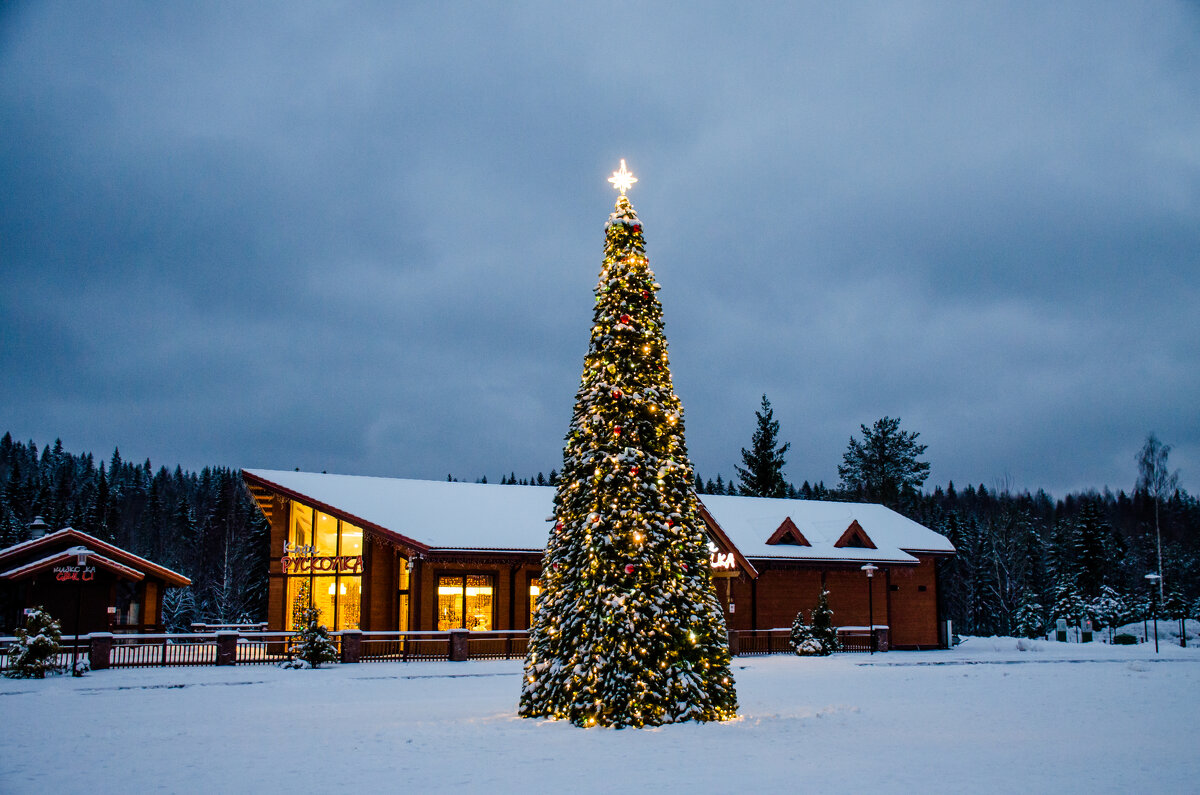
(243, 469), (955, 567)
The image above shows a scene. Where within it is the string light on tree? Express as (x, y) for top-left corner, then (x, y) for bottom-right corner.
(519, 161), (737, 728)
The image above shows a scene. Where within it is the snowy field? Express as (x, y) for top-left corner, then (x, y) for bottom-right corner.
(2, 637), (1198, 794)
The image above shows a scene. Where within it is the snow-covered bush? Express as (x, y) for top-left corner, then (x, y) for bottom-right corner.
(4, 606), (64, 679)
(1112, 633), (1137, 645)
(284, 606), (337, 669)
(793, 590), (840, 656)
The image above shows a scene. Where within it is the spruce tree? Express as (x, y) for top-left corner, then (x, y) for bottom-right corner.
(4, 606), (64, 679)
(286, 606), (338, 668)
(735, 395), (790, 498)
(808, 588), (841, 654)
(520, 164), (736, 727)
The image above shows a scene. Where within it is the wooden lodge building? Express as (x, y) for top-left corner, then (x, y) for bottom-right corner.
(0, 521), (192, 636)
(244, 469), (955, 650)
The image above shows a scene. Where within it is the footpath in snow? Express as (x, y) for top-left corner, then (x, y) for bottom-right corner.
(1, 636), (1197, 794)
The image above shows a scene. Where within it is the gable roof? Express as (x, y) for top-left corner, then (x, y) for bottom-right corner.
(0, 528), (192, 587)
(243, 469), (955, 568)
(1, 548), (146, 582)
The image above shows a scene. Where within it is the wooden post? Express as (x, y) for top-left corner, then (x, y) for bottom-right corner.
(216, 631), (238, 665)
(340, 630), (363, 664)
(88, 632), (113, 670)
(449, 629), (469, 661)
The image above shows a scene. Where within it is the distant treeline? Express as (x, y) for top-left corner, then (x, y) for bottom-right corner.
(0, 433), (267, 630)
(5, 432), (1197, 636)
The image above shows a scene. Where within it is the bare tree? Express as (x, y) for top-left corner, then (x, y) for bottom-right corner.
(1136, 433), (1179, 600)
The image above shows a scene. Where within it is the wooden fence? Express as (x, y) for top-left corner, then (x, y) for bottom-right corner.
(0, 625), (887, 673)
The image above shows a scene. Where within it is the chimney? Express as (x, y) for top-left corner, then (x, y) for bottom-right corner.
(29, 516), (50, 539)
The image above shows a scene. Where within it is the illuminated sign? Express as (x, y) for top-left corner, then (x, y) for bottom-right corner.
(281, 554), (363, 575)
(53, 565), (96, 582)
(707, 541), (737, 571)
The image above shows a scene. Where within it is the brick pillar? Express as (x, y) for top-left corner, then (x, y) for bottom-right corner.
(449, 629), (469, 661)
(727, 629), (740, 657)
(874, 626), (889, 652)
(88, 632), (113, 670)
(340, 630), (363, 664)
(216, 631), (239, 665)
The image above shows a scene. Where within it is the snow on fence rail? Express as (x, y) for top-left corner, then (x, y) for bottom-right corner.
(1, 626), (887, 673)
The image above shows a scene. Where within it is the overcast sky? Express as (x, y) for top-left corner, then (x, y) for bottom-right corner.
(2, 2), (1197, 498)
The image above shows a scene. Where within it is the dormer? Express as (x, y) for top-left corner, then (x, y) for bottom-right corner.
(765, 516), (811, 547)
(833, 519), (877, 549)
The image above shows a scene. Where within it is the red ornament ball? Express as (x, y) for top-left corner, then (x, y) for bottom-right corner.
(619, 314), (631, 324)
(555, 522), (563, 531)
(613, 426), (622, 435)
(642, 290), (650, 299)
(682, 563), (689, 571)
(612, 389), (622, 400)
(630, 466), (639, 476)
(624, 564), (635, 574)
(666, 520), (673, 527)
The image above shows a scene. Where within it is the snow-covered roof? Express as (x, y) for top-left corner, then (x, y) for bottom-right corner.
(244, 469), (954, 566)
(0, 548), (146, 582)
(696, 493), (955, 564)
(0, 528), (192, 586)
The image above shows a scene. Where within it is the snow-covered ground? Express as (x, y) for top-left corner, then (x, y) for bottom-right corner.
(2, 638), (1197, 794)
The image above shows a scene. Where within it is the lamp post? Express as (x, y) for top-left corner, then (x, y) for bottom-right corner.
(71, 546), (91, 675)
(1144, 573), (1161, 654)
(861, 563), (878, 654)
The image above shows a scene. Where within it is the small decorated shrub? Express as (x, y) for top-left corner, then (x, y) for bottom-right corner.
(282, 606), (338, 669)
(5, 606), (64, 679)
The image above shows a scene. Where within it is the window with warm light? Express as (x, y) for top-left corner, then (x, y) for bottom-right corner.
(284, 500), (364, 631)
(437, 574), (494, 631)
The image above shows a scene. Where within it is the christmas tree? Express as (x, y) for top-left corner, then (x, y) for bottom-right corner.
(520, 161), (737, 727)
(284, 606), (338, 669)
(4, 606), (64, 679)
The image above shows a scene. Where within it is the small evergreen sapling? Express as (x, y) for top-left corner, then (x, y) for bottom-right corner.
(790, 610), (819, 655)
(4, 606), (64, 679)
(1013, 594), (1045, 639)
(793, 589), (840, 656)
(283, 606), (338, 669)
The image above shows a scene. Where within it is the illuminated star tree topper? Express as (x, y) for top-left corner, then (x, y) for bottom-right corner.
(608, 158), (638, 195)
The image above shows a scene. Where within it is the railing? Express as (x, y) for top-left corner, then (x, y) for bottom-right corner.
(733, 629), (794, 656)
(1, 624), (889, 674)
(236, 631), (304, 665)
(109, 634), (219, 667)
(729, 627), (889, 656)
(466, 630), (529, 660)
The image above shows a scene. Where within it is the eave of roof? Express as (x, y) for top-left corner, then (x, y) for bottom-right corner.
(0, 528), (191, 587)
(1, 549), (146, 582)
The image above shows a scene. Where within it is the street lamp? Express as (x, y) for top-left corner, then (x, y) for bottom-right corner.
(861, 563), (879, 654)
(1145, 573), (1161, 654)
(69, 546), (91, 675)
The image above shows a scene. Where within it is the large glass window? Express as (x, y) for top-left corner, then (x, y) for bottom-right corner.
(437, 575), (494, 631)
(314, 511), (338, 555)
(284, 500), (364, 631)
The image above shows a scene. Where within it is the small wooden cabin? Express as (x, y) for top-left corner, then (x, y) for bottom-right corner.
(243, 469), (955, 649)
(0, 524), (192, 635)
